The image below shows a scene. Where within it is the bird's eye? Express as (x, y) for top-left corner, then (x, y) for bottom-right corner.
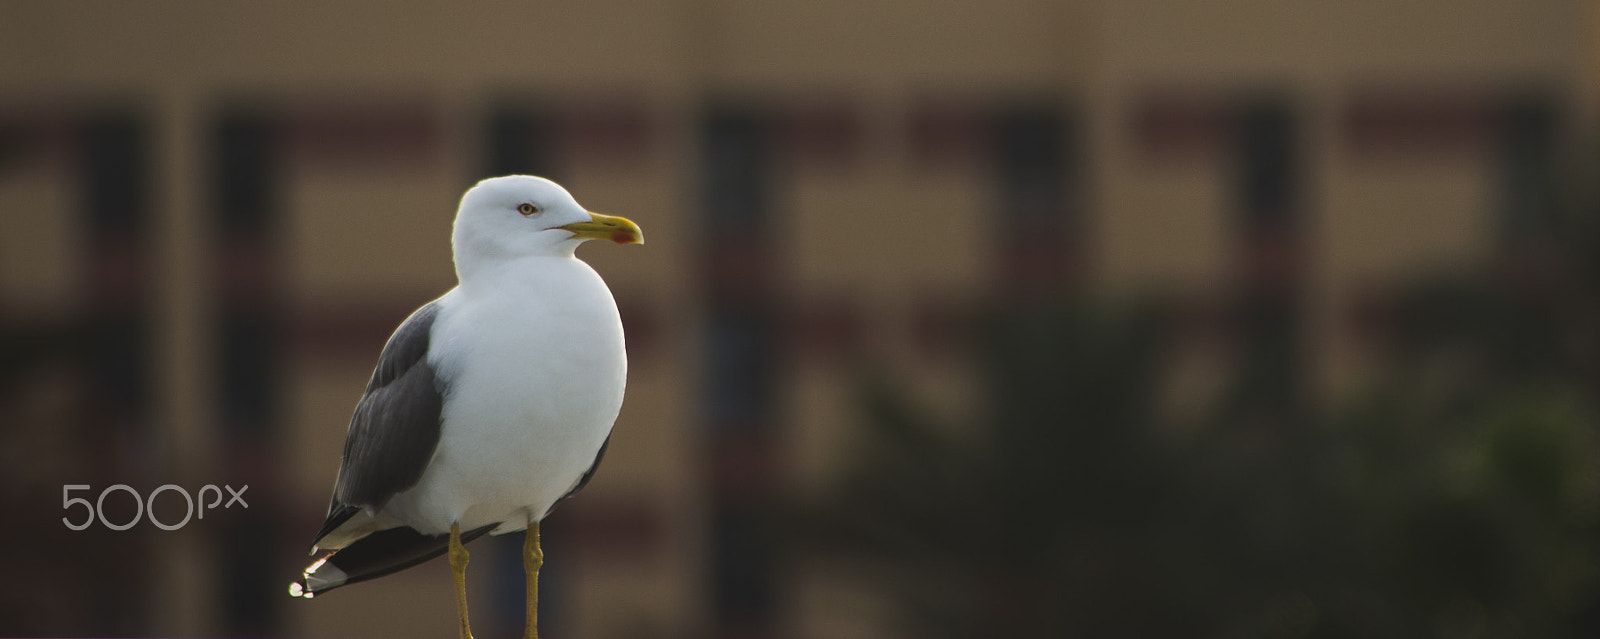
(517, 203), (539, 216)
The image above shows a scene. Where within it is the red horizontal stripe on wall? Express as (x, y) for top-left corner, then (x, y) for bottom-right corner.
(616, 294), (662, 362)
(709, 432), (785, 500)
(290, 300), (427, 360)
(789, 296), (865, 363)
(212, 239), (283, 309)
(285, 102), (441, 168)
(0, 107), (78, 173)
(562, 495), (665, 559)
(908, 98), (987, 167)
(86, 237), (152, 309)
(1343, 90), (1492, 157)
(909, 295), (970, 359)
(1132, 93), (1233, 162)
(558, 98), (654, 168)
(779, 100), (862, 169)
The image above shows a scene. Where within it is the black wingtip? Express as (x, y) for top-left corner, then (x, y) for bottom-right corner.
(290, 524), (495, 598)
(288, 554), (345, 599)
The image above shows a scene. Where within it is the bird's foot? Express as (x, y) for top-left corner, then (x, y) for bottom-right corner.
(524, 521), (543, 639)
(450, 522), (474, 639)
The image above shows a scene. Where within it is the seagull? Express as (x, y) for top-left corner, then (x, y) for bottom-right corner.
(288, 175), (642, 639)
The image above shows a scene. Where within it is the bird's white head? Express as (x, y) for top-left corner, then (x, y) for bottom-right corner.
(451, 175), (642, 280)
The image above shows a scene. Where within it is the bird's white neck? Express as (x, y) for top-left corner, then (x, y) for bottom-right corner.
(454, 253), (598, 299)
(453, 243), (581, 286)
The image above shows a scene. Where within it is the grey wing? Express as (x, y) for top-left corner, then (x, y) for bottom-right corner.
(562, 434), (610, 502)
(542, 434), (610, 520)
(311, 300), (446, 546)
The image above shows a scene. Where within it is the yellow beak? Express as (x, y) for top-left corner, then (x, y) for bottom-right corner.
(559, 212), (643, 245)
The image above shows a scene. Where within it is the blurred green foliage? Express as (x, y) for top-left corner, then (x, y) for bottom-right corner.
(802, 149), (1600, 638)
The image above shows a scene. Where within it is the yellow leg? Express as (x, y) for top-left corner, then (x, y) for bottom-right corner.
(524, 520), (543, 639)
(449, 522), (474, 639)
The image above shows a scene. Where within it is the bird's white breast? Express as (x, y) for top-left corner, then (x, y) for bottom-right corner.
(383, 256), (626, 535)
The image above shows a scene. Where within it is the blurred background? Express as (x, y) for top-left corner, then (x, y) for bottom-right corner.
(3, 2), (1600, 638)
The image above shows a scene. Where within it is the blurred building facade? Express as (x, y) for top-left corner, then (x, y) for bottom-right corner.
(1, 1), (1596, 638)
